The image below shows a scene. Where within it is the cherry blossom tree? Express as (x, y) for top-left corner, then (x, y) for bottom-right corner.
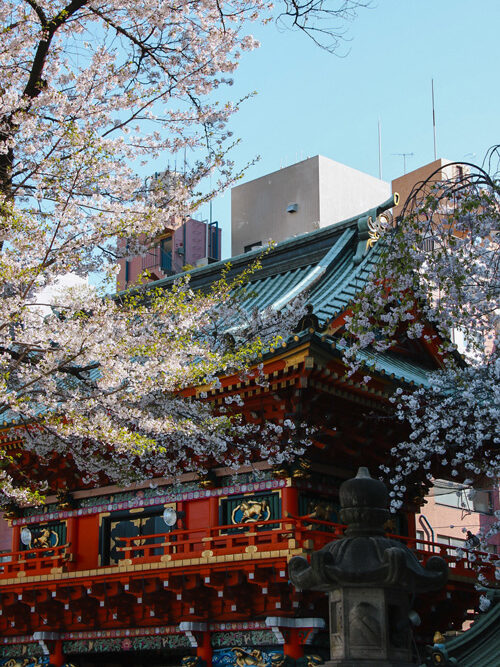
(3, 0), (378, 503)
(343, 148), (500, 574)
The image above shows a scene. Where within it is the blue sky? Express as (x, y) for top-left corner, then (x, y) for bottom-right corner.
(195, 0), (500, 258)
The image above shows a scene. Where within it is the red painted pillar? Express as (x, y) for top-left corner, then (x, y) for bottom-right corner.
(197, 629), (212, 667)
(49, 639), (65, 666)
(11, 524), (20, 552)
(282, 482), (299, 517)
(282, 482), (300, 546)
(282, 485), (304, 660)
(208, 496), (219, 528)
(66, 516), (77, 566)
(284, 628), (303, 659)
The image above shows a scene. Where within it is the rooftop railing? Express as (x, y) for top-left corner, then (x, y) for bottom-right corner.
(141, 246), (172, 273)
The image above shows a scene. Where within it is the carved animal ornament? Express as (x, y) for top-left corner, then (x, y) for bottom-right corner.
(231, 647), (267, 667)
(231, 499), (270, 524)
(21, 526), (59, 550)
(307, 501), (333, 521)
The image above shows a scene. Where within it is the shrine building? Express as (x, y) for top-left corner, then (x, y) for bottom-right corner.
(0, 191), (497, 667)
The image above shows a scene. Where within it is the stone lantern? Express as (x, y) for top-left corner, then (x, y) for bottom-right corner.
(289, 468), (448, 667)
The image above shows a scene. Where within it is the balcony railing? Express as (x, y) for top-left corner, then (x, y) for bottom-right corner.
(0, 517), (497, 582)
(112, 516), (497, 581)
(115, 517), (345, 563)
(141, 246), (172, 273)
(0, 544), (69, 577)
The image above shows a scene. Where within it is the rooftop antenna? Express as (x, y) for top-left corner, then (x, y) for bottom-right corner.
(432, 78), (437, 160)
(210, 173), (213, 224)
(392, 152), (414, 175)
(378, 118), (383, 180)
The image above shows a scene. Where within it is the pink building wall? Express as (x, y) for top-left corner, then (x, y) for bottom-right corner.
(117, 218), (221, 290)
(416, 481), (500, 554)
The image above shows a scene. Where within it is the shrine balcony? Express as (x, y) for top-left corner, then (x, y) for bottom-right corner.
(0, 544), (68, 577)
(0, 517), (496, 585)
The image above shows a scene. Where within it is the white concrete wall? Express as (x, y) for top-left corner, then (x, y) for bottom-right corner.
(318, 156), (391, 227)
(231, 156), (391, 256)
(231, 157), (320, 256)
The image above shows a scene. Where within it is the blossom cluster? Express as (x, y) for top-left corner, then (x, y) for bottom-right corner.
(343, 154), (499, 512)
(342, 154), (500, 589)
(0, 1), (315, 504)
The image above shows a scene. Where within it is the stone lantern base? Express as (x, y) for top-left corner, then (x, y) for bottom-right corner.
(326, 586), (416, 667)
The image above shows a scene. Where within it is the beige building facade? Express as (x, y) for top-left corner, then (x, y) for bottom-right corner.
(231, 155), (391, 256)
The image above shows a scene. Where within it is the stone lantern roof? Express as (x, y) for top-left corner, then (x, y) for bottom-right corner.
(289, 467), (448, 594)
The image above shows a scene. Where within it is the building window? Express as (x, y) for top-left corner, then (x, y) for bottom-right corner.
(416, 530), (425, 550)
(434, 479), (493, 514)
(422, 237), (435, 252)
(436, 533), (466, 559)
(470, 489), (493, 514)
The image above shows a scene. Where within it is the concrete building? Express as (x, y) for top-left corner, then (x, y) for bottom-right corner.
(231, 155), (391, 256)
(392, 157), (465, 219)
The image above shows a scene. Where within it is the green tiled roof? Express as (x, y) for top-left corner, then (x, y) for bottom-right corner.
(137, 198), (390, 327)
(446, 597), (500, 666)
(338, 339), (432, 388)
(128, 194), (436, 389)
(4, 196), (433, 430)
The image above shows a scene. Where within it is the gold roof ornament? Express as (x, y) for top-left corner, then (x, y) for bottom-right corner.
(366, 210), (394, 249)
(291, 459), (312, 479)
(353, 193), (399, 265)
